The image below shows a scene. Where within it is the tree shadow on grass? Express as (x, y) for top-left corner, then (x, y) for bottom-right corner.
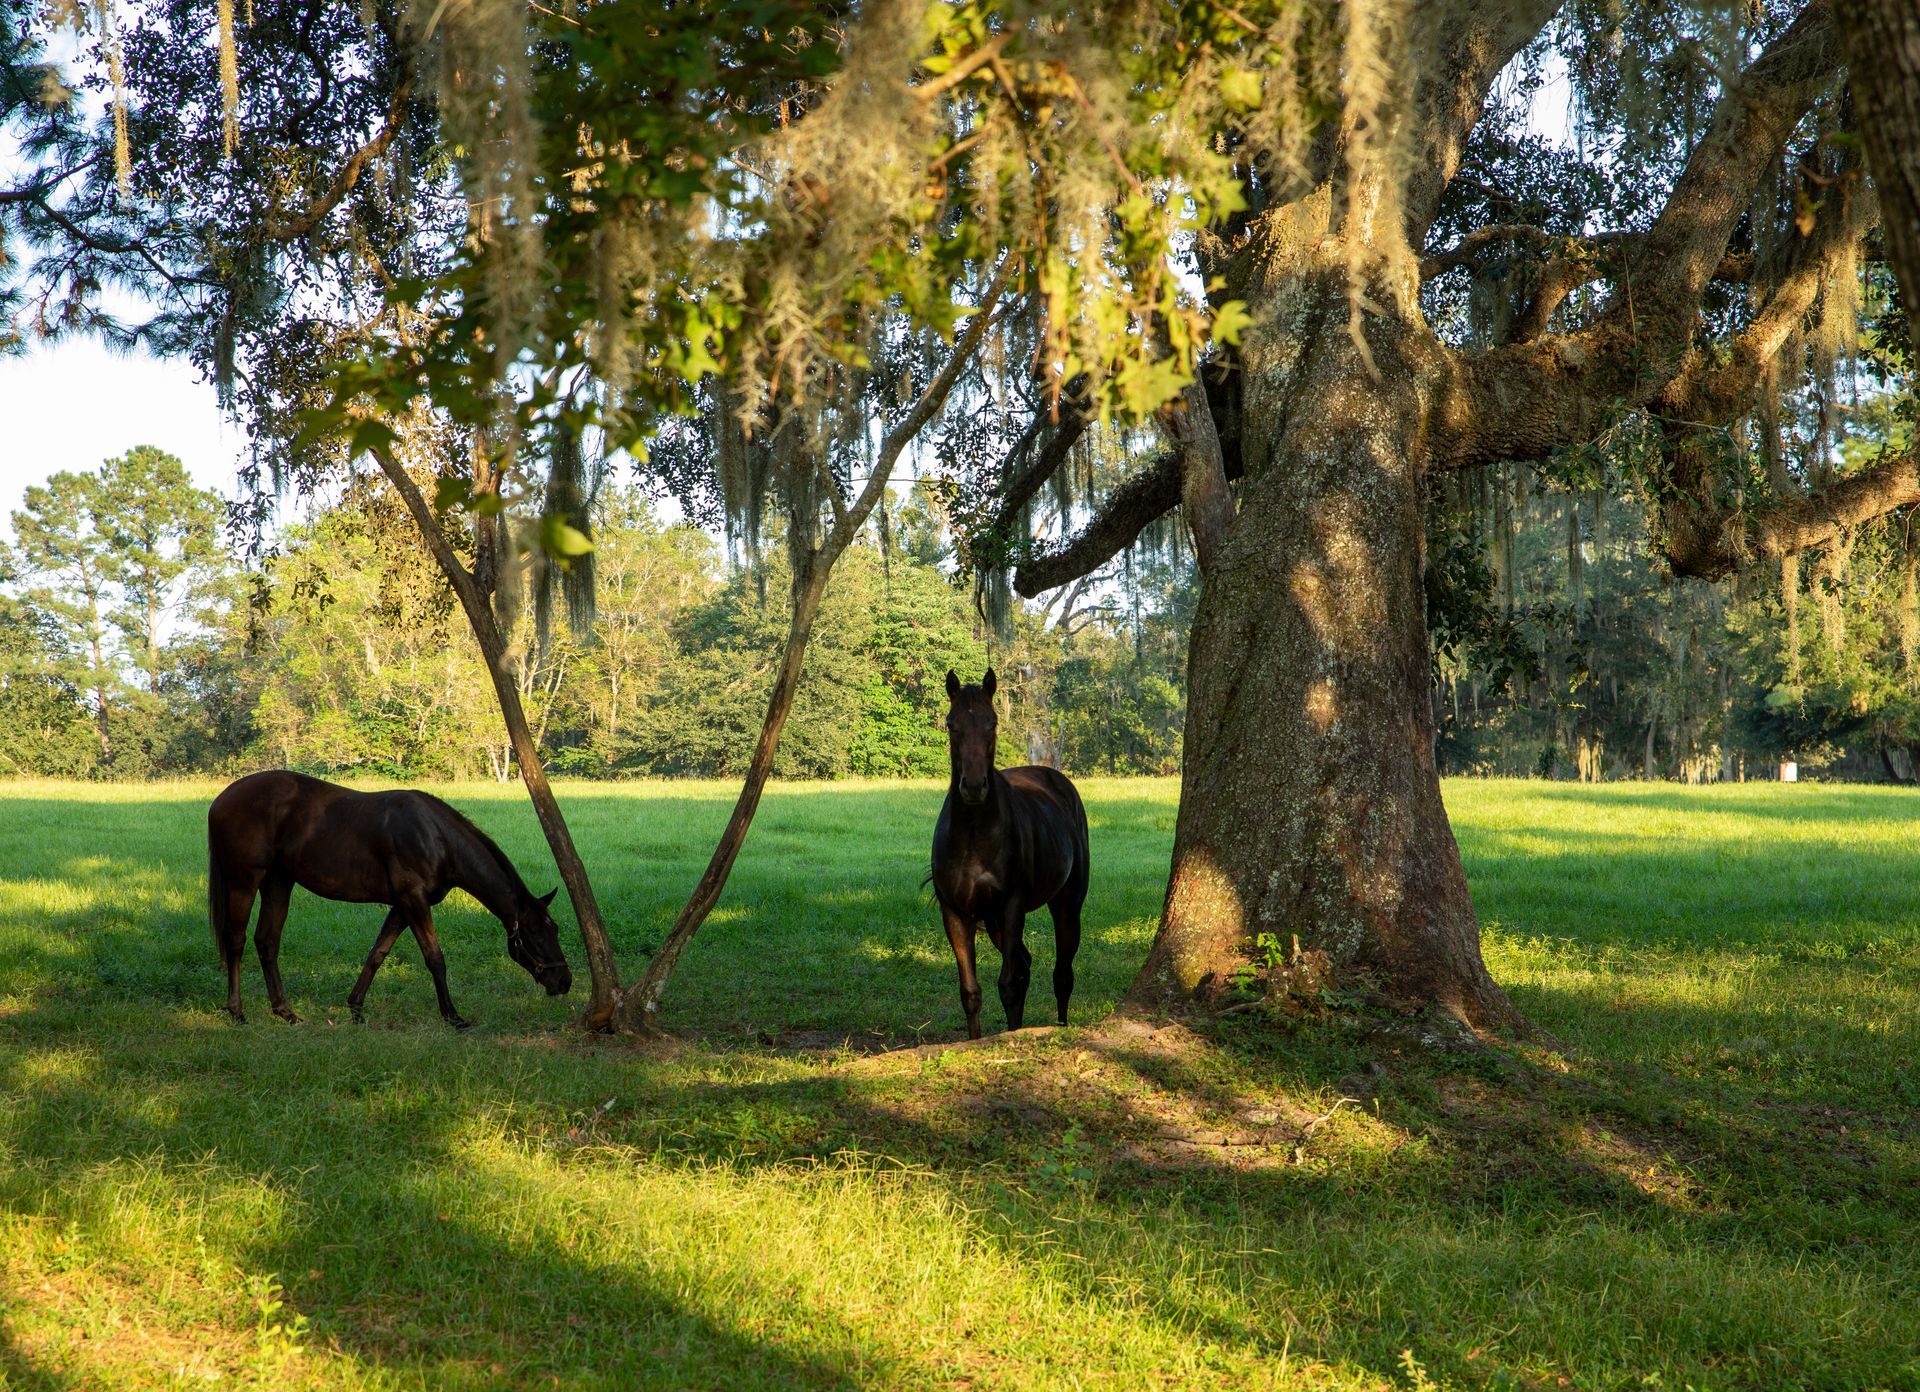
(0, 1017), (883, 1390)
(4, 782), (1920, 1386)
(0, 1313), (78, 1392)
(4, 982), (1920, 1390)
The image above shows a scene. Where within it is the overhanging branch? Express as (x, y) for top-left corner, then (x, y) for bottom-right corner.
(260, 56), (414, 242)
(1434, 0), (1852, 473)
(1014, 450), (1181, 596)
(1664, 447), (1920, 579)
(1630, 0), (1840, 327)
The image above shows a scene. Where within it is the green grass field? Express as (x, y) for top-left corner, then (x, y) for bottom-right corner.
(1, 777), (1917, 1390)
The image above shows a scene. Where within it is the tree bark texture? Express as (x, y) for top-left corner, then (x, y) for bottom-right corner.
(1126, 259), (1520, 1032)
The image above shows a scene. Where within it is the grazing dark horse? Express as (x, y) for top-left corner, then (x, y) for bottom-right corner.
(207, 770), (572, 1028)
(931, 669), (1090, 1039)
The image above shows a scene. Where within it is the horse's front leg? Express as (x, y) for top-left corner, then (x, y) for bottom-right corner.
(941, 902), (984, 1040)
(994, 898), (1031, 1031)
(347, 907), (408, 1023)
(403, 901), (471, 1030)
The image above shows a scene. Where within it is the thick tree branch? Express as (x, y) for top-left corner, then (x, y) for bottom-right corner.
(1662, 176), (1877, 421)
(1402, 0), (1568, 240)
(1434, 0), (1850, 472)
(260, 56), (414, 242)
(1631, 0), (1839, 327)
(1014, 450), (1181, 596)
(1165, 380), (1233, 574)
(1664, 447), (1920, 579)
(1419, 225), (1617, 280)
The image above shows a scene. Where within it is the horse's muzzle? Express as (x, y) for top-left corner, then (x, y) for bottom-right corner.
(958, 780), (989, 806)
(541, 965), (573, 996)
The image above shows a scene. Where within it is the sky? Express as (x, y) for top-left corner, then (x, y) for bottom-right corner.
(0, 334), (246, 537)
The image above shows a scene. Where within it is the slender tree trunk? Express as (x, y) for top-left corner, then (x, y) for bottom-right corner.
(1127, 271), (1521, 1034)
(614, 258), (1010, 1031)
(147, 591), (161, 693)
(372, 446), (624, 1024)
(89, 630), (111, 765)
(616, 560), (829, 1029)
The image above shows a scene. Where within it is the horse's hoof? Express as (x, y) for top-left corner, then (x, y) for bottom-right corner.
(272, 1006), (301, 1025)
(350, 1007), (367, 1025)
(447, 1015), (473, 1032)
(227, 1009), (247, 1025)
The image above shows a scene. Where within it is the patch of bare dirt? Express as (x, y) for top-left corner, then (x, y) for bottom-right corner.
(834, 1017), (1366, 1174)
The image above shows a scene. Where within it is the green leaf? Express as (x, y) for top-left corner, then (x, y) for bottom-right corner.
(1210, 300), (1255, 348)
(347, 419), (399, 458)
(1218, 66), (1263, 113)
(540, 514), (595, 559)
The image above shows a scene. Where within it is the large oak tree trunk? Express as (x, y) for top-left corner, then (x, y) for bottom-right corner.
(1127, 266), (1522, 1034)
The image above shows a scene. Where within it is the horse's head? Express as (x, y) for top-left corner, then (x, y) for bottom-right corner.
(507, 887), (573, 996)
(944, 667), (998, 806)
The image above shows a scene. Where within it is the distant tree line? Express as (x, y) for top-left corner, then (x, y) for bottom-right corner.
(16, 434), (1920, 786)
(0, 450), (1189, 782)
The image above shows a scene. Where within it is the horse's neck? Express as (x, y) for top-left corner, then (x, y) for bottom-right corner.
(447, 821), (518, 921)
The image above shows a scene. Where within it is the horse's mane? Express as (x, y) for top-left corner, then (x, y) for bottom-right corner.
(424, 794), (530, 898)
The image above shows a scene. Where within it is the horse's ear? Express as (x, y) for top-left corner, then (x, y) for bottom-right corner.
(945, 669), (961, 701)
(982, 668), (997, 699)
(539, 888), (558, 908)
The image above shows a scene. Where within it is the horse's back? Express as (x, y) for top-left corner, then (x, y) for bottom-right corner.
(1001, 766), (1087, 832)
(207, 770), (367, 870)
(1001, 766), (1090, 901)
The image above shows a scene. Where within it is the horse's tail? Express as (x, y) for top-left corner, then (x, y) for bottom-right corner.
(208, 823), (232, 968)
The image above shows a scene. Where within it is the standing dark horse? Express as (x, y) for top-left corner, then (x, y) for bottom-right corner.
(931, 669), (1090, 1039)
(207, 770), (572, 1028)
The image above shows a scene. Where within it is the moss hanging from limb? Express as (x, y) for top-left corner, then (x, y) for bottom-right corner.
(1816, 532), (1853, 652)
(1900, 537), (1919, 679)
(217, 0), (239, 158)
(1492, 463), (1513, 615)
(1566, 495), (1583, 616)
(1782, 552), (1802, 682)
(532, 420), (598, 650)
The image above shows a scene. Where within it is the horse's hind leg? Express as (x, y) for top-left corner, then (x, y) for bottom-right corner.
(1051, 863), (1088, 1026)
(403, 902), (471, 1030)
(995, 900), (1032, 1032)
(347, 907), (407, 1024)
(255, 874), (299, 1024)
(221, 879), (260, 1024)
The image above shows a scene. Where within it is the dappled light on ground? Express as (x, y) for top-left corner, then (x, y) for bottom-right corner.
(1, 778), (1917, 1388)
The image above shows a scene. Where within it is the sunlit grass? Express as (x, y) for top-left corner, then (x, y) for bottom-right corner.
(0, 777), (1917, 1389)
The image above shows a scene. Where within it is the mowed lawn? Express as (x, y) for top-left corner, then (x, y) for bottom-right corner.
(1, 777), (1917, 1390)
